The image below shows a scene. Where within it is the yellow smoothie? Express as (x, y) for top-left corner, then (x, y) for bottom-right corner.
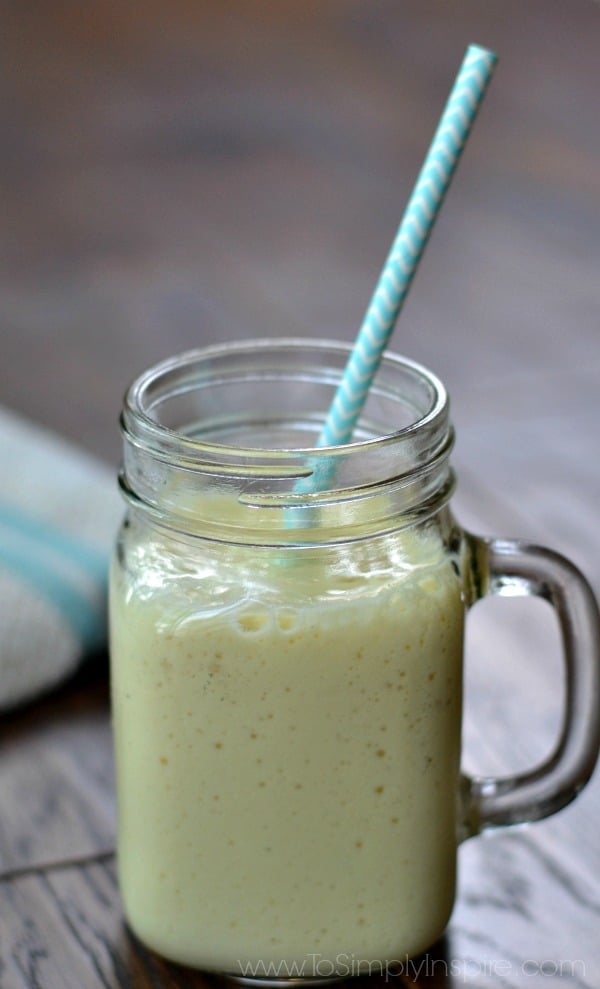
(110, 517), (464, 976)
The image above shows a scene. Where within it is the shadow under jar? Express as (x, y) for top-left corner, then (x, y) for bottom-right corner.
(109, 340), (600, 984)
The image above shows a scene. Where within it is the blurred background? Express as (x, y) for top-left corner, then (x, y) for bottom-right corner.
(1, 0), (597, 496)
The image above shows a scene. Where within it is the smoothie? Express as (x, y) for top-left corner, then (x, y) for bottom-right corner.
(110, 517), (464, 976)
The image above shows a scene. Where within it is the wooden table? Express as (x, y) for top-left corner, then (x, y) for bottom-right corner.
(1, 2), (599, 985)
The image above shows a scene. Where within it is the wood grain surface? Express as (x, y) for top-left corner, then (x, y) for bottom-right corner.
(1, 1), (599, 986)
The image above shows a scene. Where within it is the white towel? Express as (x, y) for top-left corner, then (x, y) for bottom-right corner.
(0, 407), (122, 710)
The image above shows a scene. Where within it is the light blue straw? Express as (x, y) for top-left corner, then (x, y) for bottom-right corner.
(316, 44), (497, 451)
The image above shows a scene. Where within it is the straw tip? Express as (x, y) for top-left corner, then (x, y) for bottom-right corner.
(466, 43), (499, 66)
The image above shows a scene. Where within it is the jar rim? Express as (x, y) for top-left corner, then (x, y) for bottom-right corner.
(122, 338), (449, 464)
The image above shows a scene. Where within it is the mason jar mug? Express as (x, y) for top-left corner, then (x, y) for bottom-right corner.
(109, 340), (600, 982)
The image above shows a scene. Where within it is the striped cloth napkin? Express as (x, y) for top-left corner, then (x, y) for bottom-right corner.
(0, 407), (122, 710)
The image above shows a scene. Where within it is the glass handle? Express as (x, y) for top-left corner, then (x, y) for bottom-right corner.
(462, 535), (600, 836)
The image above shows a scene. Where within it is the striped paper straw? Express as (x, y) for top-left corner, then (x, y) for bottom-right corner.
(317, 44), (497, 450)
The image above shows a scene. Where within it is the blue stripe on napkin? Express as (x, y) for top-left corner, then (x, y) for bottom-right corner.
(0, 511), (108, 651)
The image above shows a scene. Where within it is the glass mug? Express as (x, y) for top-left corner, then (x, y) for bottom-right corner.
(109, 340), (600, 982)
